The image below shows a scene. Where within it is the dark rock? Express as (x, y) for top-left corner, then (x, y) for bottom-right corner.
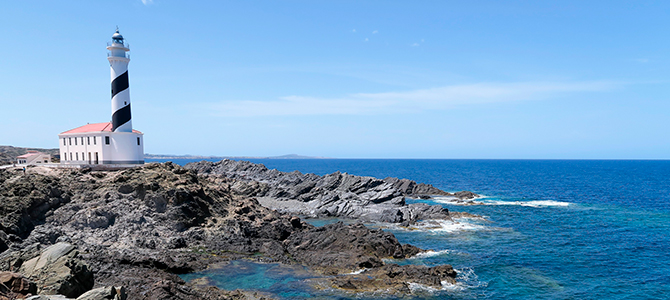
(0, 232), (8, 254)
(454, 191), (479, 200)
(324, 263), (457, 292)
(76, 286), (127, 300)
(283, 222), (418, 274)
(185, 160), (479, 224)
(18, 242), (94, 297)
(0, 163), (461, 298)
(0, 272), (37, 297)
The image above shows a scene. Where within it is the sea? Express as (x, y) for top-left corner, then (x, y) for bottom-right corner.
(148, 159), (670, 300)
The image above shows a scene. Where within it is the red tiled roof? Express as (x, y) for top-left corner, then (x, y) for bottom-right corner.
(60, 122), (142, 134)
(17, 152), (44, 159)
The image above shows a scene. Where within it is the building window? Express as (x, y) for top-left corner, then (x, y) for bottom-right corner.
(105, 136), (110, 145)
(63, 138), (66, 146)
(81, 137), (84, 145)
(93, 136), (96, 145)
(70, 153), (72, 161)
(75, 152), (78, 161)
(81, 152), (84, 161)
(87, 136), (90, 145)
(74, 138), (77, 146)
(69, 138), (72, 145)
(137, 137), (140, 145)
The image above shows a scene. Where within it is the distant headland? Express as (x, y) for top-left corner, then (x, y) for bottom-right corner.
(0, 145), (329, 166)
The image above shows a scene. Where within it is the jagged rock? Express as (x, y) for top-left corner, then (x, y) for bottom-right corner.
(76, 286), (126, 300)
(0, 232), (8, 254)
(1, 163), (463, 298)
(283, 222), (418, 275)
(185, 160), (479, 224)
(326, 263), (457, 292)
(18, 243), (93, 298)
(0, 271), (37, 299)
(25, 295), (51, 300)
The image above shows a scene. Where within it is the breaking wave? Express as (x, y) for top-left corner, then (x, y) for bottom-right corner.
(397, 219), (488, 233)
(482, 200), (572, 208)
(412, 249), (452, 259)
(407, 267), (486, 295)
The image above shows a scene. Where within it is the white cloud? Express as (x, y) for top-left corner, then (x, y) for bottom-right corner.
(411, 43), (420, 47)
(365, 38), (369, 42)
(372, 30), (378, 34)
(141, 0), (153, 5)
(206, 81), (617, 117)
(352, 29), (356, 33)
(633, 58), (649, 63)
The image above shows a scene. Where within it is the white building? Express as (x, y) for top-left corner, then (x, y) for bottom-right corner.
(59, 29), (144, 166)
(16, 151), (51, 165)
(59, 122), (143, 165)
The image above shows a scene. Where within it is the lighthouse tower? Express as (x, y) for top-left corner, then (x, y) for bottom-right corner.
(57, 28), (144, 167)
(107, 29), (132, 132)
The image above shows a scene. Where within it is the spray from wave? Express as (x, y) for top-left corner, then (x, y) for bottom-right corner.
(396, 219), (488, 233)
(483, 200), (571, 208)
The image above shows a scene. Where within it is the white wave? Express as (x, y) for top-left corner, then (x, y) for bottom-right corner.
(404, 219), (487, 233)
(345, 268), (367, 275)
(408, 282), (442, 293)
(430, 196), (484, 206)
(412, 249), (452, 259)
(483, 200), (571, 208)
(409, 267), (486, 294)
(452, 267), (487, 290)
(407, 280), (466, 293)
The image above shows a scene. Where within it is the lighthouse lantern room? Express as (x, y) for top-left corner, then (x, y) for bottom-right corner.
(58, 29), (144, 166)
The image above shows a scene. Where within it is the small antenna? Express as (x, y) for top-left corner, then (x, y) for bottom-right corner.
(116, 25), (119, 32)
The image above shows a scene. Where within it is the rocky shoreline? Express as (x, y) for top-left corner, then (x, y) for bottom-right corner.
(185, 160), (479, 225)
(0, 161), (476, 299)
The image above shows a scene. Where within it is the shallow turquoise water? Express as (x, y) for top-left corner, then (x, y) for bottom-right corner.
(163, 159), (670, 299)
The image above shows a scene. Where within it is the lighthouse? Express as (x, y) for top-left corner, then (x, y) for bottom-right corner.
(57, 29), (144, 167)
(108, 29), (133, 132)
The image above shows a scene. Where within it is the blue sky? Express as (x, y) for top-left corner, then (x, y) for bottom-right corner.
(1, 1), (668, 158)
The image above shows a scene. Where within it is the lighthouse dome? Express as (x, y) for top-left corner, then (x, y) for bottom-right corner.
(112, 30), (124, 44)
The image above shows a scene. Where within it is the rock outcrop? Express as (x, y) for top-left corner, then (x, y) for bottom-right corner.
(18, 243), (93, 297)
(75, 286), (126, 300)
(0, 162), (464, 299)
(325, 263), (457, 293)
(0, 272), (37, 299)
(185, 160), (478, 224)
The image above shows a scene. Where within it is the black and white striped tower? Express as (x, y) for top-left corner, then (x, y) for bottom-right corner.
(107, 29), (132, 132)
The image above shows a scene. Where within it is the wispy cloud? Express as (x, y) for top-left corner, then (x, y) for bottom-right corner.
(372, 30), (378, 34)
(365, 38), (369, 42)
(352, 29), (356, 33)
(206, 81), (617, 117)
(633, 58), (649, 63)
(141, 0), (153, 5)
(411, 43), (420, 47)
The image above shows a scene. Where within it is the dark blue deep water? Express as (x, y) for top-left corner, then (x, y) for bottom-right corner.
(155, 159), (670, 299)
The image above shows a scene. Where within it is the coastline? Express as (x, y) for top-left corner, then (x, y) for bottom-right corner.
(0, 161), (471, 299)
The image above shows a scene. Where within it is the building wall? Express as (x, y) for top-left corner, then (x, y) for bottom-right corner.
(59, 131), (143, 165)
(16, 154), (50, 165)
(59, 134), (105, 164)
(106, 132), (144, 164)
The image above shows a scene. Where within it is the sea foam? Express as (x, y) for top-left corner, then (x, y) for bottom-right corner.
(412, 249), (452, 259)
(400, 219), (487, 233)
(483, 199), (571, 208)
